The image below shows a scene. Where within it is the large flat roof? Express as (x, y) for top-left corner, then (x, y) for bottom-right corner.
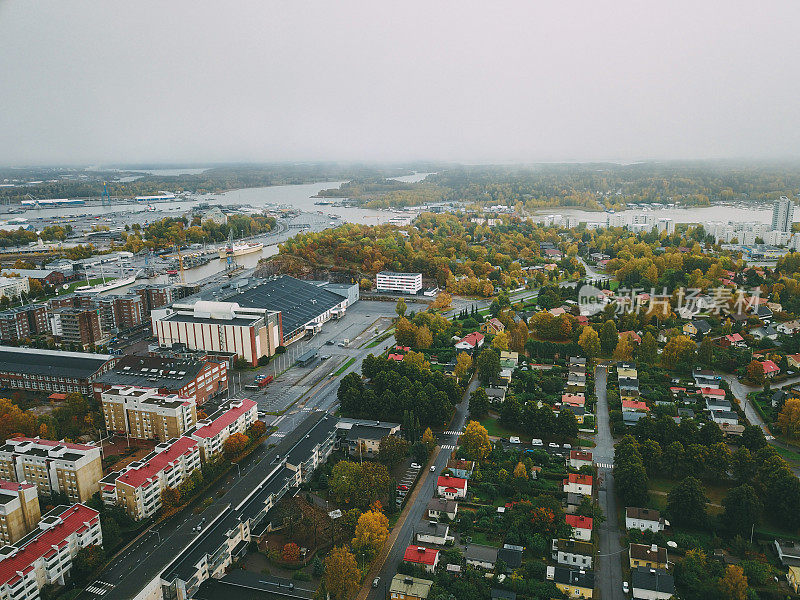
(0, 346), (112, 380)
(96, 355), (207, 390)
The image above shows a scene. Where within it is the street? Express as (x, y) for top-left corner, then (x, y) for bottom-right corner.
(594, 365), (624, 600)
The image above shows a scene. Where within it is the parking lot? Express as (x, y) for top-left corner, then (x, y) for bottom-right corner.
(396, 463), (423, 507)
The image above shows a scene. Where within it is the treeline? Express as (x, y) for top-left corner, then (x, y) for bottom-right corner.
(338, 356), (463, 429)
(120, 214), (275, 251)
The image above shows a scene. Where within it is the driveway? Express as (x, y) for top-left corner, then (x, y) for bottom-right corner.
(594, 365), (625, 600)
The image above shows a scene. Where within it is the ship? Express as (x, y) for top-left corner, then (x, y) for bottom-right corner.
(218, 241), (264, 258)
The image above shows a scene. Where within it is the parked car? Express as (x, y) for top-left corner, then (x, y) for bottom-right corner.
(398, 484), (409, 491)
(563, 443), (572, 449)
(622, 581), (629, 594)
(532, 439), (543, 446)
(410, 463), (421, 469)
(549, 442), (559, 449)
(372, 578), (380, 588)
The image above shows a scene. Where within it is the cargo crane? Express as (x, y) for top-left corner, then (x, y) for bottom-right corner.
(101, 182), (110, 206)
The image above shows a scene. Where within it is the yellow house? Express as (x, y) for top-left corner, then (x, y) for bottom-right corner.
(549, 566), (594, 599)
(629, 543), (668, 570)
(788, 566), (800, 593)
(390, 575), (433, 600)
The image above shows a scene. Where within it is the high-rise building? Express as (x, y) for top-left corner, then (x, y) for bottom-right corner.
(772, 196), (795, 232)
(0, 480), (41, 544)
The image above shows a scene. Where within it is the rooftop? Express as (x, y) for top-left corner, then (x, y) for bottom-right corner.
(631, 567), (674, 594)
(403, 545), (439, 565)
(0, 346), (112, 379)
(97, 355), (210, 390)
(115, 437), (198, 489)
(192, 399), (256, 439)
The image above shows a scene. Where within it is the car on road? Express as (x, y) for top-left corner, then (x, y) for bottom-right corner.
(325, 340), (335, 345)
(622, 581), (629, 594)
(549, 442), (559, 449)
(410, 463), (421, 469)
(532, 439), (543, 446)
(372, 578), (380, 588)
(430, 465), (436, 472)
(320, 354), (331, 360)
(398, 484), (409, 491)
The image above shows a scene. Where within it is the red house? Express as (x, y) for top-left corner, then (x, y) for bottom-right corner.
(403, 545), (440, 573)
(437, 475), (467, 499)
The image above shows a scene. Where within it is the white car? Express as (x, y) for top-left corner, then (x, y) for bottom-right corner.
(622, 581), (629, 594)
(410, 463), (421, 469)
(563, 443), (572, 449)
(430, 465), (436, 472)
(532, 438), (543, 446)
(549, 442), (559, 449)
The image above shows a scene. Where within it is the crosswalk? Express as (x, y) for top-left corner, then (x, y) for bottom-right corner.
(86, 581), (115, 596)
(595, 462), (613, 469)
(443, 430), (463, 436)
(440, 444), (457, 450)
(272, 432), (286, 439)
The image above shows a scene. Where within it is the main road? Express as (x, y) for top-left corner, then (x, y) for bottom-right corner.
(594, 364), (624, 600)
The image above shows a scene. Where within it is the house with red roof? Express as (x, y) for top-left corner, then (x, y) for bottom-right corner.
(0, 503), (101, 598)
(403, 545), (440, 572)
(618, 331), (642, 344)
(387, 353), (404, 361)
(565, 514), (593, 541)
(563, 473), (593, 496)
(699, 387), (726, 400)
(622, 399), (650, 413)
(669, 387), (686, 397)
(717, 333), (746, 349)
(455, 332), (485, 352)
(190, 398), (258, 461)
(569, 450), (593, 470)
(549, 307), (567, 317)
(102, 436), (201, 519)
(481, 318), (505, 335)
(561, 394), (586, 407)
(761, 360), (780, 378)
(437, 475), (467, 499)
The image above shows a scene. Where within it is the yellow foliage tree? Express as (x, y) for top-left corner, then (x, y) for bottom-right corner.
(431, 292), (452, 310)
(718, 565), (748, 600)
(453, 352), (473, 381)
(578, 326), (601, 358)
(513, 462), (528, 479)
(460, 420), (492, 460)
(491, 332), (510, 351)
(351, 510), (390, 557)
(324, 546), (360, 600)
(777, 398), (800, 439)
(404, 350), (430, 371)
(415, 326), (433, 349)
(612, 337), (634, 361)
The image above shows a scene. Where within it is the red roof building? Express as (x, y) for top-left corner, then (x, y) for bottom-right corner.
(455, 332), (485, 350)
(622, 399), (650, 412)
(403, 545), (440, 572)
(387, 353), (404, 361)
(761, 360), (780, 376)
(618, 331), (642, 344)
(566, 514), (594, 530)
(191, 398), (258, 460)
(699, 387), (725, 398)
(561, 394), (586, 407)
(436, 475), (467, 499)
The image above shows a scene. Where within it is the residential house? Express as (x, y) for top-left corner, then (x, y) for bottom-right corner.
(491, 590), (516, 600)
(618, 331), (641, 344)
(629, 544), (668, 570)
(497, 544), (523, 571)
(755, 305), (773, 323)
(416, 522), (449, 546)
(564, 492), (583, 514)
(389, 575), (433, 600)
(788, 354), (800, 369)
(774, 540), (800, 567)
(622, 399), (649, 413)
(563, 473), (593, 496)
(761, 360), (780, 379)
(623, 412), (647, 426)
(427, 498), (457, 521)
(562, 394), (586, 408)
(569, 450), (593, 470)
(711, 410), (739, 426)
(403, 546), (439, 573)
(717, 333), (746, 348)
(455, 332), (484, 351)
(465, 544), (498, 570)
(705, 397), (732, 412)
(485, 387), (506, 403)
(344, 421), (401, 457)
(499, 350), (519, 366)
(752, 325), (778, 341)
(436, 476), (467, 499)
(552, 538), (593, 568)
(547, 566), (595, 599)
(787, 566), (800, 594)
(631, 567), (674, 600)
(481, 318), (505, 335)
(700, 387), (726, 401)
(565, 515), (593, 541)
(626, 507), (665, 532)
(778, 320), (800, 335)
(683, 319), (711, 338)
(445, 459), (474, 480)
(562, 405), (586, 423)
(693, 368), (720, 387)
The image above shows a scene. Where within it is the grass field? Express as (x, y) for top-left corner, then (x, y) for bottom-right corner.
(479, 416), (519, 440)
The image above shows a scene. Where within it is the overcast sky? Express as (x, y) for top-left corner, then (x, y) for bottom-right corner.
(2, 1), (800, 166)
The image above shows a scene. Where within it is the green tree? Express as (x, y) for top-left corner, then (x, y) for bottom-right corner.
(378, 435), (410, 468)
(722, 484), (762, 537)
(667, 476), (707, 528)
(72, 545), (105, 582)
(639, 331), (658, 364)
(556, 409), (579, 440)
(599, 320), (618, 353)
(661, 335), (696, 370)
(468, 387), (490, 419)
(476, 348), (500, 385)
(395, 298), (407, 318)
(698, 336), (714, 366)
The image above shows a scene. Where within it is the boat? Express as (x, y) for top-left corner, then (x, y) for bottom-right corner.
(74, 274), (138, 293)
(218, 241), (264, 259)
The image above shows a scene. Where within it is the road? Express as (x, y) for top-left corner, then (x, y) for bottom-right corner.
(594, 365), (624, 600)
(365, 377), (478, 600)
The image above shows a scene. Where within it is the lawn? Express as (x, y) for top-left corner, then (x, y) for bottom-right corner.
(333, 358), (356, 376)
(479, 416), (519, 441)
(469, 531), (502, 547)
(648, 477), (733, 516)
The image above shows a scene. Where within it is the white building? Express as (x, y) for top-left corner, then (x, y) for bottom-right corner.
(190, 398), (258, 461)
(0, 504), (102, 600)
(0, 277), (29, 300)
(772, 196), (795, 233)
(376, 271), (422, 294)
(626, 507), (665, 532)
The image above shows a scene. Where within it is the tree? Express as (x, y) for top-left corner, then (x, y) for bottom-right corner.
(223, 432), (249, 459)
(378, 435), (410, 468)
(578, 326), (601, 359)
(72, 545), (105, 582)
(282, 542), (301, 562)
(698, 336), (714, 366)
(513, 462), (528, 479)
(740, 425), (767, 451)
(599, 320), (619, 353)
(453, 352), (473, 381)
(460, 420), (492, 460)
(746, 360), (765, 385)
(556, 409), (579, 440)
(394, 317), (416, 347)
(476, 348), (501, 385)
(491, 332), (510, 351)
(667, 476), (707, 528)
(323, 546), (360, 600)
(777, 398), (800, 439)
(415, 326), (433, 349)
(510, 320), (529, 353)
(248, 420), (267, 438)
(422, 427), (435, 451)
(162, 486), (181, 510)
(722, 484), (762, 537)
(638, 331), (658, 364)
(395, 298), (407, 318)
(431, 292), (452, 310)
(612, 337), (634, 361)
(718, 565), (748, 600)
(404, 350), (430, 371)
(351, 509), (389, 557)
(661, 335), (696, 370)
(469, 387), (490, 419)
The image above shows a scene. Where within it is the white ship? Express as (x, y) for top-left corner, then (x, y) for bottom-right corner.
(218, 241), (264, 258)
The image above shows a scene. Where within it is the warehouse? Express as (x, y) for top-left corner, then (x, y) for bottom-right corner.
(0, 346), (114, 395)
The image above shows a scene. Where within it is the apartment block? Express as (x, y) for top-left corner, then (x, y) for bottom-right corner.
(376, 271), (422, 294)
(0, 438), (103, 503)
(101, 437), (201, 520)
(113, 294), (144, 329)
(0, 305), (48, 343)
(0, 504), (102, 600)
(0, 346), (114, 396)
(0, 481), (41, 544)
(101, 386), (197, 442)
(50, 308), (102, 347)
(190, 399), (258, 461)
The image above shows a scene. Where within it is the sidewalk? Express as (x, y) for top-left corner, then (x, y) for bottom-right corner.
(354, 448), (441, 600)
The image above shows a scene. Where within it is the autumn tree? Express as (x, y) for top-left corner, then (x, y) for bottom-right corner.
(578, 326), (601, 359)
(223, 432), (249, 459)
(378, 435), (410, 468)
(395, 298), (407, 318)
(491, 332), (510, 351)
(351, 509), (389, 558)
(453, 352), (473, 381)
(161, 487), (181, 510)
(509, 320), (529, 353)
(248, 420), (267, 438)
(422, 427), (435, 452)
(323, 546), (360, 600)
(746, 360), (765, 385)
(718, 565), (748, 600)
(431, 292), (452, 310)
(661, 335), (696, 370)
(415, 326), (433, 349)
(638, 331), (658, 364)
(777, 398), (800, 439)
(612, 337), (634, 361)
(599, 320), (619, 354)
(403, 350), (430, 371)
(513, 462), (528, 479)
(394, 317), (416, 347)
(460, 420), (492, 460)
(282, 542), (301, 562)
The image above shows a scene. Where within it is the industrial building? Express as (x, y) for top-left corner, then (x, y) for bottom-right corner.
(0, 346), (115, 395)
(92, 355), (227, 404)
(376, 271), (423, 294)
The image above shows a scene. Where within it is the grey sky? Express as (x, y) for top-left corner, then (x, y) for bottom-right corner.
(2, 1), (800, 165)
